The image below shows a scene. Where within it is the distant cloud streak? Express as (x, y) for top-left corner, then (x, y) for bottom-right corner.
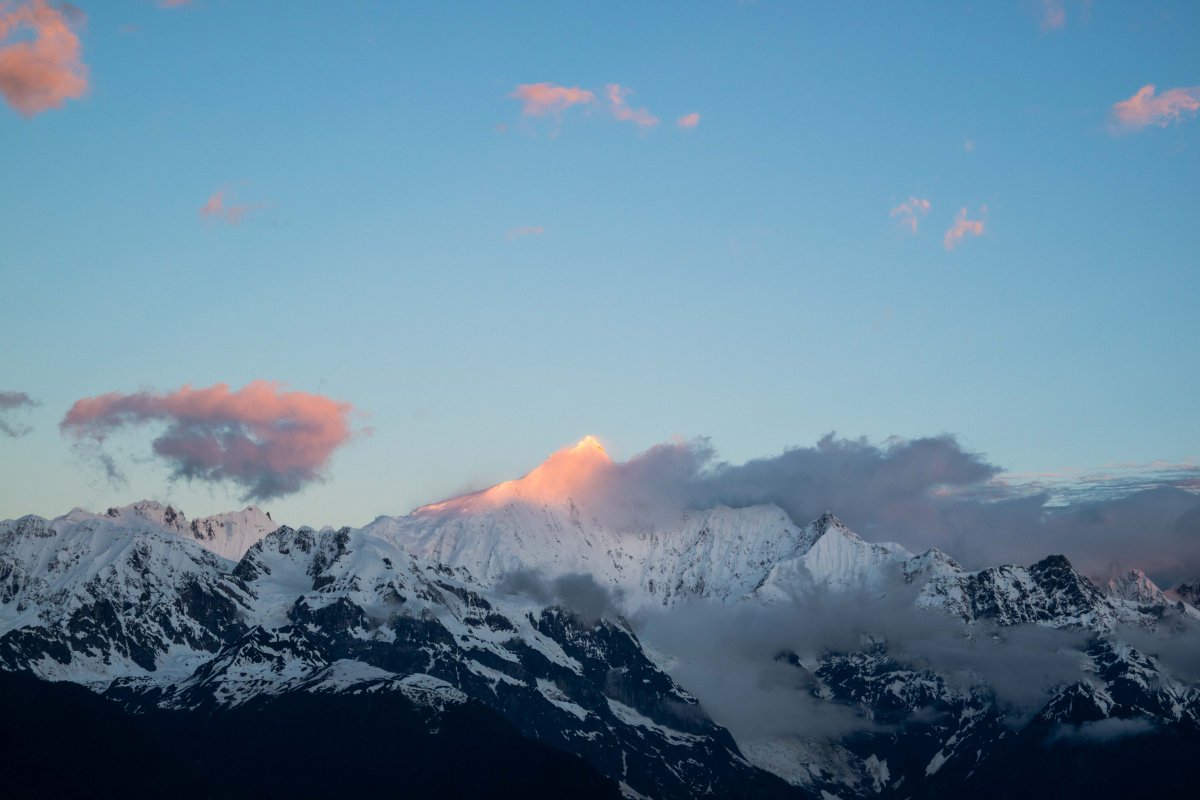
(890, 196), (931, 234)
(200, 189), (258, 225)
(506, 225), (544, 240)
(510, 82), (595, 117)
(511, 81), (686, 132)
(943, 206), (985, 251)
(606, 83), (658, 128)
(0, 390), (39, 437)
(1038, 0), (1066, 31)
(60, 381), (358, 501)
(1111, 84), (1200, 132)
(0, 0), (88, 117)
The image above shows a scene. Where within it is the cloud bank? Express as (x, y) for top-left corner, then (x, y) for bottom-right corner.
(0, 390), (38, 437)
(60, 381), (357, 501)
(636, 582), (1094, 743)
(0, 0), (88, 117)
(510, 434), (1200, 585)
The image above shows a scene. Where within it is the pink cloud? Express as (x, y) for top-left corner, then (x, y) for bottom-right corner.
(158, 0), (192, 7)
(61, 381), (358, 501)
(506, 225), (544, 240)
(1039, 0), (1066, 31)
(606, 83), (658, 128)
(0, 0), (88, 117)
(1111, 84), (1200, 132)
(510, 82), (595, 117)
(890, 196), (932, 234)
(943, 207), (986, 251)
(200, 188), (258, 225)
(677, 112), (700, 129)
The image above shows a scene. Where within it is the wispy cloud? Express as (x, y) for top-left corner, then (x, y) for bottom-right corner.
(992, 459), (1200, 506)
(606, 83), (658, 128)
(890, 196), (931, 234)
(506, 225), (544, 240)
(199, 188), (258, 225)
(0, 390), (39, 437)
(511, 81), (684, 132)
(510, 82), (595, 117)
(0, 0), (88, 117)
(943, 206), (986, 251)
(60, 381), (359, 501)
(1038, 0), (1067, 31)
(1111, 84), (1200, 132)
(157, 0), (192, 7)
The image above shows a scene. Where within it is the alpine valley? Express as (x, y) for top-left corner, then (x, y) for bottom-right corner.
(3, 439), (1199, 799)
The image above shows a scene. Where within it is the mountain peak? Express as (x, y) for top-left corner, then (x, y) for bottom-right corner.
(813, 511), (845, 530)
(416, 435), (614, 515)
(1030, 553), (1075, 573)
(103, 500), (188, 532)
(1106, 569), (1167, 605)
(572, 434), (608, 456)
(1170, 580), (1200, 606)
(188, 506), (280, 562)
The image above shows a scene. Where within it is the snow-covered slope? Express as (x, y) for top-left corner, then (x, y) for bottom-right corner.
(185, 506), (279, 561)
(0, 511), (248, 686)
(0, 501), (280, 566)
(368, 500), (839, 606)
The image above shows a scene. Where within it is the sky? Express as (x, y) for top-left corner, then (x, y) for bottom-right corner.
(1, 0), (1198, 535)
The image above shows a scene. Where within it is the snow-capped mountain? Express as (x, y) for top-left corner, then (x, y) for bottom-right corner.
(183, 505), (279, 561)
(0, 514), (796, 799)
(7, 500), (280, 564)
(3, 439), (1199, 799)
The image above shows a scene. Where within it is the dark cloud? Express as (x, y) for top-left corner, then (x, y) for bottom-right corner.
(498, 569), (624, 624)
(60, 381), (357, 501)
(0, 390), (39, 437)
(569, 434), (1200, 586)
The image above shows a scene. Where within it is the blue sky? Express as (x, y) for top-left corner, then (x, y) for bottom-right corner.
(1, 0), (1198, 527)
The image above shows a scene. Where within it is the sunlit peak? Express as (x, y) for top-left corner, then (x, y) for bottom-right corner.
(417, 435), (613, 514)
(573, 435), (607, 455)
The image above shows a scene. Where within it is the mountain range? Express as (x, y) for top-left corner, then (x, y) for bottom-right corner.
(3, 439), (1199, 798)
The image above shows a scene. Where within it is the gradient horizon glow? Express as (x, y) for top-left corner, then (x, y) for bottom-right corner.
(1, 0), (1198, 530)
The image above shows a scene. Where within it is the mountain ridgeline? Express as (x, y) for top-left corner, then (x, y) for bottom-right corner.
(3, 485), (1199, 798)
